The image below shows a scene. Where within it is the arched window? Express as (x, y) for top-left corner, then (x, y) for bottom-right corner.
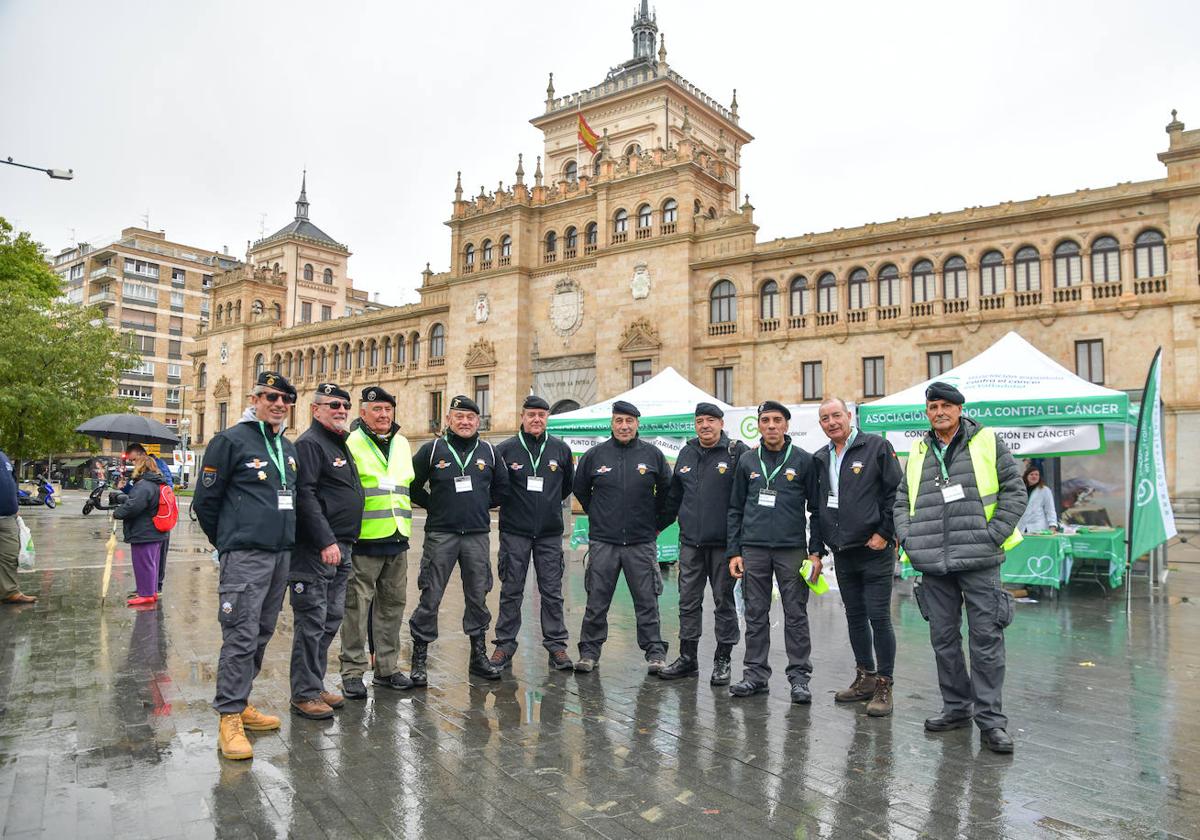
(759, 280), (779, 319)
(430, 323), (445, 358)
(273, 262), (280, 273)
(307, 349), (315, 375)
(592, 154), (602, 177)
(304, 263), (314, 282)
(789, 276), (810, 316)
(272, 353), (281, 370)
(817, 272), (838, 313)
(614, 208), (629, 235)
(295, 352), (304, 378)
(383, 337), (392, 365)
(357, 341), (365, 369)
(694, 199), (702, 216)
(585, 222), (598, 249)
(662, 198), (677, 224)
(343, 343), (352, 371)
(912, 259), (935, 303)
(323, 268), (333, 285)
(624, 143), (642, 160)
(481, 239), (493, 265)
(396, 334), (406, 365)
(943, 255), (968, 299)
(709, 280), (736, 324)
(284, 353), (292, 377)
(319, 348), (328, 375)
(330, 345), (339, 372)
(215, 306), (222, 324)
(251, 299), (264, 316)
(564, 160), (577, 183)
(1014, 246), (1041, 291)
(410, 332), (421, 363)
(500, 235), (512, 258)
(848, 268), (870, 309)
(272, 302), (282, 321)
(1053, 241), (1082, 287)
(545, 231), (557, 254)
(464, 243), (475, 268)
(253, 353), (264, 376)
(1134, 229), (1167, 277)
(877, 264), (900, 307)
(980, 250), (1006, 295)
(369, 340), (378, 368)
(637, 204), (652, 229)
(197, 363), (207, 389)
(565, 226), (578, 255)
(1091, 236), (1120, 283)
(707, 206), (716, 219)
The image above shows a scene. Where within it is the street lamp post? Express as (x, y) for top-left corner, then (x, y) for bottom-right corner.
(2, 156), (74, 180)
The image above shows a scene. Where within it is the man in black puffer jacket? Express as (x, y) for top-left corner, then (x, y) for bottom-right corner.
(658, 402), (748, 685)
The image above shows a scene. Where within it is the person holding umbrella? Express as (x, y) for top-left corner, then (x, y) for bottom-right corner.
(112, 457), (170, 606)
(193, 371), (299, 761)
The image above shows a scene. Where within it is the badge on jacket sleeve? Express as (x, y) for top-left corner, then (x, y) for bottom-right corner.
(332, 458), (347, 467)
(548, 460), (558, 472)
(851, 461), (864, 475)
(717, 462), (729, 474)
(637, 463), (648, 475)
(678, 466), (692, 474)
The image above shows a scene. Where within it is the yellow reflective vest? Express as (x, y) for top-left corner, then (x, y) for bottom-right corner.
(345, 426), (414, 540)
(905, 426), (1023, 553)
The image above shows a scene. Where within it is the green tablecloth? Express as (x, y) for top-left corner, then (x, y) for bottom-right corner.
(900, 527), (1126, 589)
(569, 515), (680, 563)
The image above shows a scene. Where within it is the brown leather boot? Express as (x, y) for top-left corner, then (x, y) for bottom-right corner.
(240, 704), (281, 731)
(319, 690), (345, 709)
(291, 697), (335, 719)
(218, 714), (253, 760)
(834, 667), (878, 703)
(866, 676), (894, 717)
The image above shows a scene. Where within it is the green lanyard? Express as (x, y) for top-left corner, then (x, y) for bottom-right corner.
(442, 435), (479, 476)
(518, 432), (547, 474)
(362, 429), (390, 471)
(930, 440), (951, 481)
(757, 443), (792, 489)
(259, 422), (287, 489)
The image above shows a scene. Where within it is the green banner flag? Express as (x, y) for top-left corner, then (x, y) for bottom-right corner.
(1127, 348), (1176, 564)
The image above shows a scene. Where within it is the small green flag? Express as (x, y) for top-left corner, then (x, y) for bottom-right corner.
(1128, 348), (1176, 564)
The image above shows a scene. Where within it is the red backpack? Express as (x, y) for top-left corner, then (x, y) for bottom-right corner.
(153, 484), (179, 532)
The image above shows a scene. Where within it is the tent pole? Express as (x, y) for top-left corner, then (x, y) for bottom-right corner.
(1124, 427), (1132, 615)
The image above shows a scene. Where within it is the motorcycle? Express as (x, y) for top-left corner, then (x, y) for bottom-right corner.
(17, 477), (56, 509)
(82, 481), (125, 516)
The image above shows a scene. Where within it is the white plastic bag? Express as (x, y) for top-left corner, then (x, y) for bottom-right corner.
(17, 516), (35, 570)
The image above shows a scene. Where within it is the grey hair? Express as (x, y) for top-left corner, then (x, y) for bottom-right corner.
(819, 396), (850, 413)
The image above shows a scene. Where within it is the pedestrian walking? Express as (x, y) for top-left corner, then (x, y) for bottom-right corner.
(0, 448), (35, 605)
(112, 457), (170, 607)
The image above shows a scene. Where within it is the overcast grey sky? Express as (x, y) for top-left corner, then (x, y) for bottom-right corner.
(3, 0), (1196, 305)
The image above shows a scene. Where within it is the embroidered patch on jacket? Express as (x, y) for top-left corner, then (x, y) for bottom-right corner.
(749, 471), (761, 480)
(851, 461), (864, 475)
(332, 457), (347, 467)
(257, 471), (267, 481)
(785, 467), (797, 482)
(475, 459), (487, 471)
(287, 456), (297, 469)
(435, 460), (451, 470)
(293, 582), (304, 594)
(548, 460), (558, 471)
(509, 462), (524, 471)
(637, 463), (648, 475)
(596, 465), (612, 474)
(245, 458), (266, 470)
(678, 466), (692, 474)
(717, 461), (729, 474)
(221, 601), (233, 614)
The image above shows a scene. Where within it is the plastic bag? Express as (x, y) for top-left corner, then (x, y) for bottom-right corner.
(17, 516), (35, 570)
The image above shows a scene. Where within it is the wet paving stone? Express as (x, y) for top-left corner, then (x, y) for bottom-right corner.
(1, 498), (1198, 838)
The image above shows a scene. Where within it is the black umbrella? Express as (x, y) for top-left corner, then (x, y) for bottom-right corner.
(75, 413), (180, 445)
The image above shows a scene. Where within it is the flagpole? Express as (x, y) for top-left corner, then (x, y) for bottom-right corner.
(575, 101), (581, 180)
(1125, 346), (1161, 614)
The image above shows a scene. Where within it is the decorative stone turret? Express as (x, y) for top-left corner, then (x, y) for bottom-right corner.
(545, 73), (555, 112)
(730, 88), (738, 122)
(1159, 109), (1200, 183)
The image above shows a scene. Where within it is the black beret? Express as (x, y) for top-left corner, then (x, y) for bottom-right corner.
(256, 371), (296, 400)
(925, 381), (965, 405)
(695, 402), (724, 419)
(523, 395), (550, 411)
(316, 383), (351, 401)
(448, 394), (480, 414)
(611, 399), (641, 418)
(361, 386), (396, 407)
(757, 400), (791, 420)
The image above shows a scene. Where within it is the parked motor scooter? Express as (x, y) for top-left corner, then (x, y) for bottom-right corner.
(17, 477), (56, 509)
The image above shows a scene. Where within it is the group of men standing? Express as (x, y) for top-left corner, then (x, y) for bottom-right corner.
(194, 370), (1024, 761)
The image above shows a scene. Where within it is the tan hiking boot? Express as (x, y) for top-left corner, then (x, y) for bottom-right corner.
(319, 690), (345, 709)
(834, 667), (878, 703)
(866, 675), (894, 717)
(240, 704), (281, 731)
(218, 714), (253, 760)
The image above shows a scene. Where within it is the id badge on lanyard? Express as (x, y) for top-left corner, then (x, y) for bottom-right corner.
(527, 476), (545, 493)
(827, 494), (839, 509)
(454, 475), (473, 494)
(378, 477), (396, 492)
(758, 489), (777, 508)
(941, 483), (965, 502)
(277, 491), (294, 510)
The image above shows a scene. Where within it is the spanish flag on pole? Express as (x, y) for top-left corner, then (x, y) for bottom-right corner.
(577, 112), (599, 154)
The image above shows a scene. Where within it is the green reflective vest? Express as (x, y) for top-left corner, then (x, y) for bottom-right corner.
(345, 426), (414, 540)
(906, 426), (1022, 553)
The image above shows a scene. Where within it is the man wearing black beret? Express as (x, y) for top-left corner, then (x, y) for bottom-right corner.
(896, 381), (1025, 754)
(572, 400), (672, 674)
(658, 402), (749, 684)
(340, 385), (417, 699)
(490, 395), (576, 671)
(193, 370), (299, 759)
(409, 394), (511, 683)
(288, 383), (364, 719)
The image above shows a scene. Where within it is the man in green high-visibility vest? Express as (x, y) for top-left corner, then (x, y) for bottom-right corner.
(894, 381), (1026, 755)
(339, 386), (416, 699)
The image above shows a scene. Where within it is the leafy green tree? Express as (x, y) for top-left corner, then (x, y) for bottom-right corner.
(0, 218), (137, 460)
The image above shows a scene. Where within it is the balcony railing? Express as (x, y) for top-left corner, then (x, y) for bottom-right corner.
(660, 222), (677, 235)
(543, 252), (557, 264)
(1052, 286), (1082, 303)
(877, 305), (900, 321)
(428, 357), (445, 367)
(1134, 276), (1168, 295)
(816, 312), (839, 326)
(90, 265), (118, 280)
(611, 231), (628, 244)
(1015, 290), (1042, 307)
(943, 298), (969, 314)
(89, 289), (117, 305)
(787, 315), (807, 329)
(707, 321), (736, 336)
(758, 318), (779, 332)
(1092, 281), (1122, 299)
(463, 263), (474, 274)
(584, 243), (597, 255)
(564, 247), (577, 260)
(980, 294), (1006, 310)
(848, 309), (869, 323)
(911, 302), (935, 317)
(635, 227), (652, 240)
(480, 260), (492, 270)
(498, 255), (511, 267)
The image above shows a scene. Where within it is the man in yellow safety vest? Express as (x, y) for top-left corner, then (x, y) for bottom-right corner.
(339, 386), (415, 698)
(895, 381), (1026, 754)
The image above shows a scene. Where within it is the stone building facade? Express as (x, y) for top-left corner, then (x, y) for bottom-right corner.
(191, 4), (1200, 518)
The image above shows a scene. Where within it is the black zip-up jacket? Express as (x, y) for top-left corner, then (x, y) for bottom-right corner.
(573, 436), (671, 545)
(291, 419), (366, 580)
(661, 433), (749, 547)
(812, 431), (904, 552)
(726, 435), (823, 557)
(193, 417), (299, 552)
(113, 472), (168, 544)
(496, 430), (575, 537)
(411, 431), (509, 534)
